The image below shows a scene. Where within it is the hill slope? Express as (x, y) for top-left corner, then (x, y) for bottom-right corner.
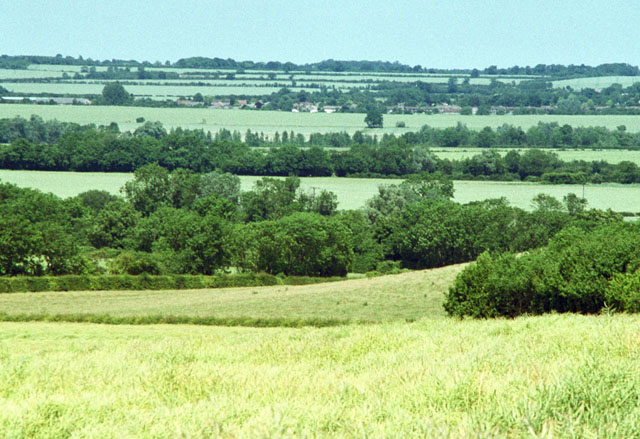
(0, 264), (466, 325)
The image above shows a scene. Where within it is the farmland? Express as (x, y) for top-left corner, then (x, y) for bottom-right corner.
(4, 104), (640, 136)
(2, 170), (639, 212)
(1, 312), (640, 437)
(552, 75), (640, 90)
(0, 264), (463, 323)
(432, 147), (640, 164)
(1, 262), (640, 437)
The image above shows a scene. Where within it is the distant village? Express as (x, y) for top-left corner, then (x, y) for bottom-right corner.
(0, 95), (621, 116)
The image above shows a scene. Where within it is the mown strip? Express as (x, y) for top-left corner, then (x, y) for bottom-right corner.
(0, 273), (344, 294)
(0, 312), (354, 328)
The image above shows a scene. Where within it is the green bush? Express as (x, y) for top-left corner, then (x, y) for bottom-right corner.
(445, 223), (640, 318)
(108, 251), (164, 275)
(605, 271), (640, 312)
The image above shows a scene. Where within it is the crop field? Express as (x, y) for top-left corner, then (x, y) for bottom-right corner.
(553, 75), (640, 90)
(3, 104), (640, 135)
(432, 147), (640, 164)
(2, 170), (640, 212)
(26, 64), (109, 73)
(1, 291), (640, 437)
(0, 69), (64, 80)
(0, 83), (313, 98)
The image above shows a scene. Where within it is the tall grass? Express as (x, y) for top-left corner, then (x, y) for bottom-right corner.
(1, 314), (639, 438)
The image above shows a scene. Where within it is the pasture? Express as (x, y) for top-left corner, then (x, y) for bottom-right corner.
(2, 170), (639, 212)
(1, 313), (639, 437)
(0, 83), (310, 98)
(3, 104), (640, 135)
(0, 265), (462, 324)
(432, 147), (640, 164)
(553, 75), (640, 90)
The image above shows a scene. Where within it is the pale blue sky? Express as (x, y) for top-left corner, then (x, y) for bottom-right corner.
(2, 0), (638, 68)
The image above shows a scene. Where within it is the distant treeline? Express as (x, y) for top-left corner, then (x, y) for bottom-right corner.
(2, 54), (638, 77)
(3, 115), (640, 149)
(1, 117), (640, 183)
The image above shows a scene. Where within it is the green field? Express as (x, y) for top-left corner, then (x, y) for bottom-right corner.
(3, 104), (640, 135)
(0, 83), (312, 98)
(2, 170), (639, 212)
(0, 69), (64, 80)
(0, 264), (462, 323)
(553, 75), (640, 90)
(432, 147), (640, 164)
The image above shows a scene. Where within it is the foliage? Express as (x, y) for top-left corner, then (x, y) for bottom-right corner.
(605, 270), (640, 312)
(364, 106), (383, 128)
(100, 82), (132, 105)
(445, 222), (640, 317)
(235, 212), (353, 276)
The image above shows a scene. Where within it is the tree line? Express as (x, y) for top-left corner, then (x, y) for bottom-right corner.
(3, 54), (637, 77)
(0, 165), (621, 279)
(2, 119), (640, 183)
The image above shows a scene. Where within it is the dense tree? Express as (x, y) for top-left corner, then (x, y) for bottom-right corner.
(364, 107), (383, 128)
(101, 82), (132, 105)
(235, 212), (353, 276)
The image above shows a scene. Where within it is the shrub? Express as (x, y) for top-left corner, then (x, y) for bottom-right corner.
(445, 223), (640, 318)
(108, 251), (164, 275)
(605, 271), (640, 312)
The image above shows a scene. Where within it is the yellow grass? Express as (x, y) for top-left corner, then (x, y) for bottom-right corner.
(1, 314), (640, 438)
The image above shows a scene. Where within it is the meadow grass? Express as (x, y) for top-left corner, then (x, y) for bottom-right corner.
(2, 169), (640, 212)
(0, 264), (464, 324)
(3, 104), (640, 135)
(1, 314), (640, 438)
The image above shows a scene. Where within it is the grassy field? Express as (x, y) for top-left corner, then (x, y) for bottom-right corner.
(432, 147), (640, 164)
(0, 265), (463, 324)
(0, 83), (310, 98)
(3, 104), (640, 135)
(2, 170), (639, 212)
(553, 75), (640, 90)
(1, 258), (639, 437)
(1, 314), (639, 438)
(0, 69), (64, 80)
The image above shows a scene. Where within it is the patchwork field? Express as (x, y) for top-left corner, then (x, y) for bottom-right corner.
(553, 75), (640, 90)
(0, 82), (313, 98)
(432, 147), (640, 164)
(3, 104), (640, 135)
(2, 170), (639, 212)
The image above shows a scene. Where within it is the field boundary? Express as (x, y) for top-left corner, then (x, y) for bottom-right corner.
(0, 273), (344, 294)
(0, 312), (358, 328)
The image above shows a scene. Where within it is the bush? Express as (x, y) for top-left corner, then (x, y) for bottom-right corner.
(605, 271), (640, 312)
(444, 252), (540, 318)
(444, 223), (640, 318)
(107, 251), (164, 275)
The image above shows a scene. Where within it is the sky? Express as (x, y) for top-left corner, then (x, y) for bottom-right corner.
(2, 0), (639, 69)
